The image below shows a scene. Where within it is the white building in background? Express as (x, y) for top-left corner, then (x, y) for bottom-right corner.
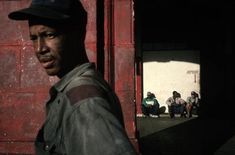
(143, 50), (200, 112)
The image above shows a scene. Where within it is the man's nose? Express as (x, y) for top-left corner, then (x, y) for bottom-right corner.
(35, 38), (48, 54)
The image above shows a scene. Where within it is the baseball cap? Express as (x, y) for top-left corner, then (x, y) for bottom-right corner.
(8, 0), (85, 23)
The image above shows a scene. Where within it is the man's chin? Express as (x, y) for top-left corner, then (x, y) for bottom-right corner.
(45, 68), (59, 76)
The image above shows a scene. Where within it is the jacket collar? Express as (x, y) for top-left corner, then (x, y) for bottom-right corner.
(49, 62), (96, 96)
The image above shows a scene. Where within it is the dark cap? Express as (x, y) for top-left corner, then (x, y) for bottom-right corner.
(8, 0), (85, 23)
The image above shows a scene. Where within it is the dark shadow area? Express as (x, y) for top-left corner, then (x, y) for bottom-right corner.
(143, 50), (200, 64)
(96, 0), (105, 76)
(135, 0), (235, 154)
(138, 117), (235, 155)
(135, 0), (235, 120)
(136, 0), (202, 51)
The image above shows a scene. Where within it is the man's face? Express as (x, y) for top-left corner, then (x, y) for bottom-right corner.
(191, 94), (195, 98)
(29, 23), (68, 76)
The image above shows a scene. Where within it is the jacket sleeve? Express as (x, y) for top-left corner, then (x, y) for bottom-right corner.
(142, 98), (149, 107)
(166, 97), (172, 106)
(63, 97), (137, 155)
(154, 99), (160, 107)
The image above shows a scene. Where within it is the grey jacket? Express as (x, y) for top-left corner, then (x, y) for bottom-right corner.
(35, 63), (137, 155)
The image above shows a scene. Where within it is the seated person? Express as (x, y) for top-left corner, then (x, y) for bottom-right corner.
(141, 92), (160, 117)
(186, 91), (200, 117)
(166, 91), (187, 118)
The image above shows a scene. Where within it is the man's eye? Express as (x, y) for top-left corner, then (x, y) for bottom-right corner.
(30, 36), (37, 41)
(46, 33), (56, 39)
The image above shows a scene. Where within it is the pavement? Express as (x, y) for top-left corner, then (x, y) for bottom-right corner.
(136, 114), (235, 155)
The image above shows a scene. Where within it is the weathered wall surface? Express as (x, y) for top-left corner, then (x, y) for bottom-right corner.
(103, 0), (138, 149)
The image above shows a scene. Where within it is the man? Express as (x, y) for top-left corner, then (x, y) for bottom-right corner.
(186, 91), (200, 117)
(166, 91), (186, 118)
(8, 0), (137, 154)
(141, 92), (160, 117)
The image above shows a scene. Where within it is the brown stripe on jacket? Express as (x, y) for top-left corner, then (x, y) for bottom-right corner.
(66, 85), (106, 105)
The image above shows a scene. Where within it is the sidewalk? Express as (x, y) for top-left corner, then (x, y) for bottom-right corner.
(214, 135), (235, 155)
(137, 115), (235, 155)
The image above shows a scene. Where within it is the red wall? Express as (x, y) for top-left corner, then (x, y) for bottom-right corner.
(0, 0), (138, 154)
(103, 0), (138, 149)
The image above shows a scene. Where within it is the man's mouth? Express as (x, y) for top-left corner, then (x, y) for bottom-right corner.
(39, 56), (54, 69)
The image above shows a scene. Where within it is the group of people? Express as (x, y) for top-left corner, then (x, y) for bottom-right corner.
(142, 91), (200, 118)
(166, 91), (200, 118)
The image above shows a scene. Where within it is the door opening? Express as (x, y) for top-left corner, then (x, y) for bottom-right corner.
(143, 50), (200, 113)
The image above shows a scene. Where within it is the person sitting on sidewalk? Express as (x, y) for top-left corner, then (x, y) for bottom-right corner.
(141, 92), (160, 118)
(186, 91), (200, 117)
(166, 91), (187, 118)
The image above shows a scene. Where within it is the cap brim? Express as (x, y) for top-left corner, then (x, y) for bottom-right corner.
(8, 5), (70, 21)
